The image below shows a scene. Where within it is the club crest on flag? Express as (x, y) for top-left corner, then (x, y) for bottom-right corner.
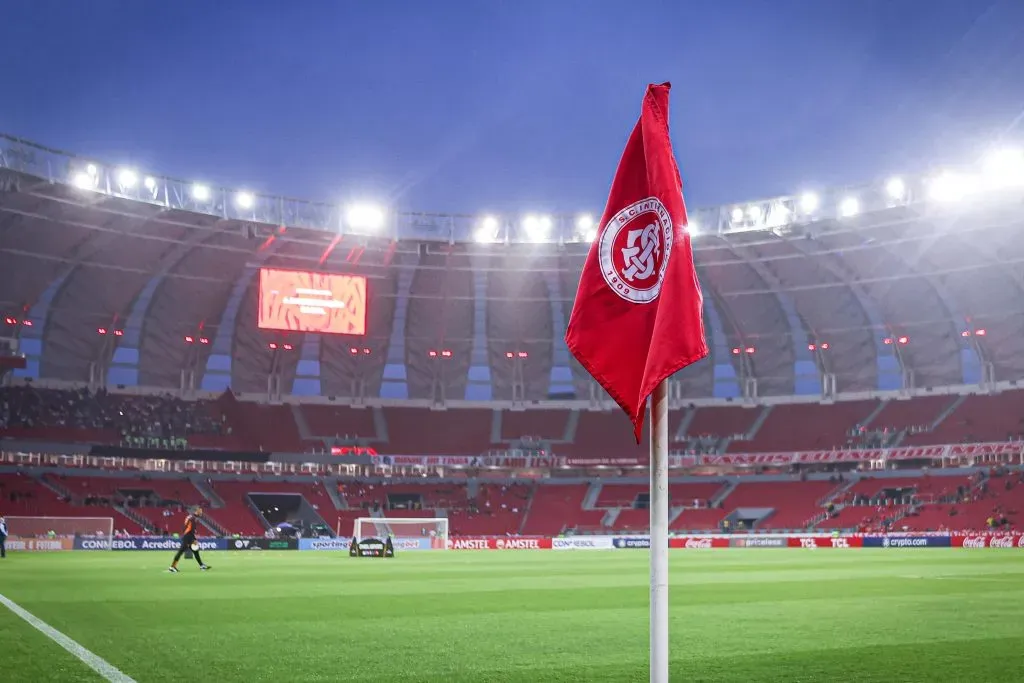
(598, 197), (674, 304)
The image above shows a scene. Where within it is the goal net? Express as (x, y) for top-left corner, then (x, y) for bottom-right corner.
(351, 517), (448, 550)
(5, 516), (114, 551)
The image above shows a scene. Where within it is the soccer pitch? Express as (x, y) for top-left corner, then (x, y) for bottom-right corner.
(2, 550), (1023, 682)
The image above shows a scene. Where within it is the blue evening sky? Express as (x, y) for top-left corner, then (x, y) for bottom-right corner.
(2, 1), (1023, 215)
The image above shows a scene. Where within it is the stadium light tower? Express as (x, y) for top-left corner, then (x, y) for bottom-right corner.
(117, 168), (138, 189)
(886, 177), (905, 201)
(346, 203), (386, 232)
(982, 148), (1024, 189)
(71, 171), (95, 190)
(799, 192), (819, 214)
(235, 191), (255, 210)
(839, 196), (860, 218)
(192, 184), (211, 201)
(928, 171), (977, 203)
(522, 214), (552, 242)
(576, 214), (596, 242)
(475, 215), (500, 243)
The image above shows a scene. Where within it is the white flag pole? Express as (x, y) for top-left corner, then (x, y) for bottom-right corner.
(649, 379), (670, 682)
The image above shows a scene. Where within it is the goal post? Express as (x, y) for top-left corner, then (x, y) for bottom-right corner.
(5, 516), (114, 551)
(351, 517), (449, 550)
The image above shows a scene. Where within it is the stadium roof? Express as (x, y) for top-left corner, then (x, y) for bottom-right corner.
(1, 134), (1024, 403)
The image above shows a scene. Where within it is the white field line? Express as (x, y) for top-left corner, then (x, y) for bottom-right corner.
(0, 593), (137, 682)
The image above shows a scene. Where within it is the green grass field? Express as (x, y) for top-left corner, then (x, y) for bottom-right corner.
(2, 549), (1023, 682)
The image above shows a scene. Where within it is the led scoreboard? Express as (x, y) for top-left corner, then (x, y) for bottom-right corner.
(258, 268), (366, 335)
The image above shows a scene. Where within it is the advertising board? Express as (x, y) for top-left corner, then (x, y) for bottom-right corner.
(446, 537), (552, 550)
(298, 538), (352, 551)
(668, 537), (730, 549)
(227, 538), (298, 550)
(862, 536), (950, 548)
(74, 536), (227, 551)
(7, 537), (74, 552)
(552, 537), (615, 550)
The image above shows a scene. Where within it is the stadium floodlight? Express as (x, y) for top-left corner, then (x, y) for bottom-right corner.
(345, 203), (386, 231)
(886, 177), (905, 200)
(576, 215), (597, 242)
(192, 183), (211, 201)
(86, 164), (98, 177)
(235, 191), (254, 209)
(522, 214), (552, 242)
(144, 176), (157, 191)
(576, 214), (596, 241)
(927, 171), (978, 203)
(981, 147), (1024, 189)
(685, 219), (699, 236)
(730, 207), (744, 222)
(799, 192), (819, 213)
(746, 205), (762, 221)
(474, 215), (500, 243)
(117, 168), (138, 189)
(839, 196), (860, 218)
(71, 171), (95, 190)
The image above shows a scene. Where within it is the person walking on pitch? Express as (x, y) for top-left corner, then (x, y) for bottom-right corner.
(168, 507), (210, 573)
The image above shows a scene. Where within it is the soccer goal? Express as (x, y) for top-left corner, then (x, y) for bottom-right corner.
(6, 516), (114, 550)
(350, 517), (448, 549)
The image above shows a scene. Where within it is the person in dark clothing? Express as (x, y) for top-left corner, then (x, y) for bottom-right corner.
(0, 515), (7, 558)
(168, 507), (210, 573)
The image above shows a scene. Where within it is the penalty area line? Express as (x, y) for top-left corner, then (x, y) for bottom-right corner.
(0, 593), (137, 683)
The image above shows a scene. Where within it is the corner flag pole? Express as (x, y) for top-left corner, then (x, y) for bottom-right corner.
(650, 379), (670, 682)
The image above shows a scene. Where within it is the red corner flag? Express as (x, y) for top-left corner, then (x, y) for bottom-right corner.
(565, 82), (708, 443)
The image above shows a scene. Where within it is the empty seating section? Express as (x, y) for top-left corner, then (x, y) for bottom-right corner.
(685, 406), (760, 439)
(1, 472), (149, 534)
(340, 482), (466, 511)
(448, 484), (530, 536)
(302, 405), (376, 439)
(335, 510), (366, 536)
(670, 508), (726, 531)
(501, 410), (568, 441)
(521, 484), (597, 536)
(562, 410), (648, 459)
(594, 484), (647, 508)
(868, 395), (955, 433)
(382, 408), (493, 455)
(593, 482), (727, 532)
(613, 508), (652, 531)
(814, 505), (908, 531)
(668, 482), (727, 506)
(209, 479), (336, 535)
(218, 403), (303, 452)
(725, 480), (840, 529)
(731, 401), (878, 453)
(841, 475), (972, 502)
(902, 391), (1024, 446)
(1, 472), (78, 517)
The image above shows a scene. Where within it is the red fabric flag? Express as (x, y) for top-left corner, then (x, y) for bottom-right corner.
(565, 82), (708, 443)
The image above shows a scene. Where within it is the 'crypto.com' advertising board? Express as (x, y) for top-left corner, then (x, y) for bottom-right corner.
(258, 268), (366, 335)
